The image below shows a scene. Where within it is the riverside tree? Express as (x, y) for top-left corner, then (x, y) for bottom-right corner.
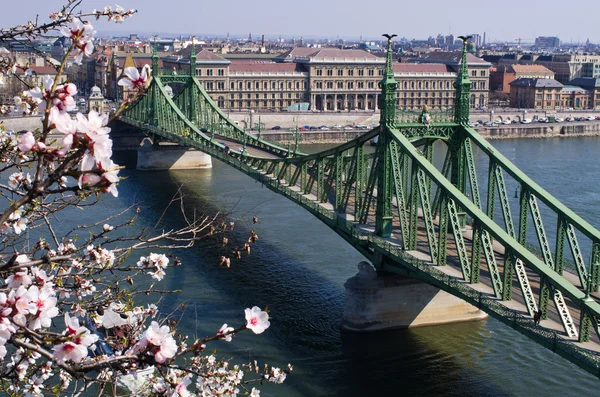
(0, 2), (288, 396)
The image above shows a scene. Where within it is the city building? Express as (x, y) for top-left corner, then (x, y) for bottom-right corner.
(408, 51), (491, 108)
(535, 54), (600, 84)
(88, 86), (105, 113)
(567, 77), (600, 109)
(509, 78), (563, 109)
(161, 46), (479, 112)
(490, 64), (554, 93)
(534, 36), (560, 49)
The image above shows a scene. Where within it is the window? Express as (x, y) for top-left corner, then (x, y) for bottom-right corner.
(358, 69), (364, 76)
(196, 69), (201, 76)
(279, 82), (284, 89)
(481, 70), (486, 77)
(205, 81), (213, 90)
(425, 81), (429, 89)
(337, 81), (343, 89)
(368, 69), (374, 76)
(255, 82), (260, 89)
(348, 69), (354, 76)
(378, 69), (384, 76)
(217, 81), (224, 90)
(327, 69), (333, 76)
(247, 82), (251, 90)
(411, 81), (415, 89)
(403, 81), (408, 89)
(315, 81), (322, 89)
(217, 69), (224, 76)
(230, 82), (235, 90)
(316, 69), (323, 76)
(238, 82), (243, 90)
(207, 69), (213, 76)
(348, 82), (354, 89)
(432, 81), (436, 89)
(471, 70), (476, 77)
(263, 82), (268, 89)
(271, 82), (276, 89)
(326, 81), (333, 89)
(287, 82), (292, 89)
(358, 81), (364, 89)
(295, 81), (300, 89)
(337, 69), (344, 76)
(368, 81), (374, 89)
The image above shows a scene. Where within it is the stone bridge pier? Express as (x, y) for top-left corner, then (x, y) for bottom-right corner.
(137, 138), (212, 170)
(342, 262), (487, 331)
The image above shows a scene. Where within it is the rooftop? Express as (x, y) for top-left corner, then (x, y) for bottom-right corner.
(509, 77), (563, 88)
(415, 51), (491, 66)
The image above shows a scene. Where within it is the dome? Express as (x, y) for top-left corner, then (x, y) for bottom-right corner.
(90, 86), (103, 97)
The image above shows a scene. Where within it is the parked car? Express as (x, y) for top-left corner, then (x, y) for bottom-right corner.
(555, 117), (564, 122)
(331, 124), (342, 129)
(355, 124), (368, 129)
(271, 125), (281, 130)
(511, 119), (520, 124)
(565, 117), (574, 122)
(468, 122), (480, 127)
(318, 125), (329, 130)
(521, 119), (532, 124)
(586, 116), (595, 121)
(502, 119), (511, 125)
(483, 121), (498, 127)
(537, 117), (548, 123)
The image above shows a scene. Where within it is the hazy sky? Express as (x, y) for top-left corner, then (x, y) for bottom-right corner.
(1, 0), (598, 43)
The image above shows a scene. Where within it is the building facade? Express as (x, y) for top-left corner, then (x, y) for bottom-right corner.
(508, 77), (600, 110)
(490, 64), (554, 93)
(160, 47), (488, 112)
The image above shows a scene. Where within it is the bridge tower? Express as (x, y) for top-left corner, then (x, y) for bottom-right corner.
(448, 36), (473, 226)
(188, 37), (197, 124)
(151, 38), (160, 126)
(374, 34), (399, 238)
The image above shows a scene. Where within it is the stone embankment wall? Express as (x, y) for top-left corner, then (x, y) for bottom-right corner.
(1, 116), (43, 132)
(478, 122), (600, 140)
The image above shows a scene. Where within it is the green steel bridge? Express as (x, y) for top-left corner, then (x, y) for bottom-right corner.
(120, 37), (600, 378)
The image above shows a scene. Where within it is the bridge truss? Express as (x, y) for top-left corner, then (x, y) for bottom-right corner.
(120, 38), (600, 378)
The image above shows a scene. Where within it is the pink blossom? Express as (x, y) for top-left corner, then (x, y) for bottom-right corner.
(118, 65), (150, 90)
(133, 321), (178, 363)
(244, 306), (270, 334)
(5, 268), (32, 289)
(173, 376), (192, 397)
(53, 341), (88, 364)
(17, 131), (35, 152)
(26, 286), (59, 330)
(217, 323), (234, 342)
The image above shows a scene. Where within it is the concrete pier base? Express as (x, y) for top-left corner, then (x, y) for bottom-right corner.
(137, 140), (212, 170)
(342, 262), (487, 332)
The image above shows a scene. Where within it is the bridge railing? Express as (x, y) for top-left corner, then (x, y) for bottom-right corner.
(387, 126), (600, 340)
(464, 126), (600, 292)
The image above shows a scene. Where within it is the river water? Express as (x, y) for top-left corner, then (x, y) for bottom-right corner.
(105, 137), (600, 396)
